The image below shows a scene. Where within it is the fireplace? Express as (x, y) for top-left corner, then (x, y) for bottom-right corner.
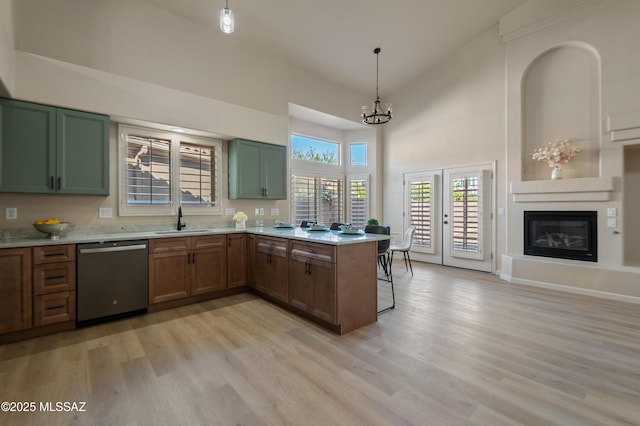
(524, 211), (597, 262)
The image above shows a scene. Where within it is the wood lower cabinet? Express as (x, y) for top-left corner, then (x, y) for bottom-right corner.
(255, 236), (288, 302)
(191, 236), (227, 295)
(32, 244), (76, 327)
(149, 238), (190, 304)
(149, 236), (227, 304)
(0, 248), (32, 333)
(289, 241), (336, 323)
(227, 233), (247, 288)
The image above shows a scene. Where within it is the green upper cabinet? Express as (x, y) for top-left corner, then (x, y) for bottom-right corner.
(228, 139), (287, 200)
(0, 98), (109, 195)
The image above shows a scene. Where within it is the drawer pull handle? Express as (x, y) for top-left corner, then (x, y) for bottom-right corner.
(45, 305), (66, 310)
(44, 275), (66, 280)
(44, 253), (66, 257)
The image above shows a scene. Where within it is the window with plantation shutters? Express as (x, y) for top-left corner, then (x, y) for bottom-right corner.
(291, 176), (318, 223)
(319, 177), (343, 225)
(347, 175), (368, 229)
(291, 175), (343, 225)
(179, 142), (215, 206)
(126, 135), (172, 205)
(119, 125), (221, 216)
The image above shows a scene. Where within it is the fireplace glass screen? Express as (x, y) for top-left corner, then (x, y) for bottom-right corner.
(524, 211), (597, 262)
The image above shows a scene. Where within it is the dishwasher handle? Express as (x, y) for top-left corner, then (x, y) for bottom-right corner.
(79, 243), (147, 255)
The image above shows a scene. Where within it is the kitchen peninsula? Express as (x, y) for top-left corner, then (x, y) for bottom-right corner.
(0, 226), (389, 343)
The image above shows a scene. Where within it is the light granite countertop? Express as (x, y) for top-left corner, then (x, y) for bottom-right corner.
(0, 226), (389, 249)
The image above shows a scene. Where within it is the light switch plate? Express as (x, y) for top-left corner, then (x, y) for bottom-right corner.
(607, 207), (617, 217)
(255, 208), (260, 215)
(270, 208), (280, 216)
(259, 208), (265, 216)
(99, 208), (112, 218)
(225, 208), (235, 216)
(607, 218), (617, 228)
(5, 207), (17, 220)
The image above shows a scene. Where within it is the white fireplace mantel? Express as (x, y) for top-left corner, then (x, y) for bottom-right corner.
(510, 177), (614, 202)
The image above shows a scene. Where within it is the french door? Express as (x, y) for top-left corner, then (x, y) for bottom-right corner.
(404, 164), (493, 272)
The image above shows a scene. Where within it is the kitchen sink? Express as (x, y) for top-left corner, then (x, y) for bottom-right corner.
(154, 229), (210, 235)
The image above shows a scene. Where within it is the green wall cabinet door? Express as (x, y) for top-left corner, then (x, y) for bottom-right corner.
(0, 99), (56, 193)
(228, 139), (286, 199)
(0, 98), (109, 195)
(56, 108), (109, 195)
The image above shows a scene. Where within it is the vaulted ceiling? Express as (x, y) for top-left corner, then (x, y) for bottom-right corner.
(142, 0), (527, 97)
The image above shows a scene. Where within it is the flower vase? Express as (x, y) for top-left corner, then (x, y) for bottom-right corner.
(235, 220), (246, 230)
(551, 167), (562, 180)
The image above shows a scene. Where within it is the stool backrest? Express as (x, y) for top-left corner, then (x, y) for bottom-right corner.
(364, 225), (390, 253)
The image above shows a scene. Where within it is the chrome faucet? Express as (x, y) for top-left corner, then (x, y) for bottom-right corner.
(177, 206), (186, 231)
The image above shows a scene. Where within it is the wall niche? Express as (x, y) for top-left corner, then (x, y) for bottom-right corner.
(521, 44), (600, 181)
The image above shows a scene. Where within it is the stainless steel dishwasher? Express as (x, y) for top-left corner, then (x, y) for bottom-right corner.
(77, 240), (149, 326)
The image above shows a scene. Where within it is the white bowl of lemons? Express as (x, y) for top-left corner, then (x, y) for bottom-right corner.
(33, 219), (70, 240)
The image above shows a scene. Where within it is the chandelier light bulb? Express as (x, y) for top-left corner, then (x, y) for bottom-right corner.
(219, 1), (234, 34)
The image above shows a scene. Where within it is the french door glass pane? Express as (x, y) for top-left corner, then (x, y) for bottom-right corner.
(409, 179), (432, 248)
(451, 176), (480, 253)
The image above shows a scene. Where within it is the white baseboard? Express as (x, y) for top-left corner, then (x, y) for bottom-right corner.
(504, 276), (640, 305)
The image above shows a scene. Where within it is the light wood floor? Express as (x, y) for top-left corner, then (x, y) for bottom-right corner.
(2, 262), (640, 425)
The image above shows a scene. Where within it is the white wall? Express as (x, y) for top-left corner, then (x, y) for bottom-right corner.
(12, 0), (368, 122)
(2, 0), (374, 230)
(383, 26), (508, 267)
(502, 0), (640, 301)
(0, 0), (14, 96)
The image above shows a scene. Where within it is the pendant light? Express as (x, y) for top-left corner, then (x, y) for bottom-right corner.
(220, 0), (234, 34)
(362, 47), (392, 125)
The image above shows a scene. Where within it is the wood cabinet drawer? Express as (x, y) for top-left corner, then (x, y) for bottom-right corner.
(192, 235), (226, 250)
(290, 241), (335, 263)
(257, 237), (288, 258)
(34, 291), (76, 326)
(33, 262), (76, 295)
(33, 244), (75, 264)
(149, 238), (190, 254)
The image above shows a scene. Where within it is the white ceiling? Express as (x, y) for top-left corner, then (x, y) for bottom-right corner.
(141, 0), (527, 98)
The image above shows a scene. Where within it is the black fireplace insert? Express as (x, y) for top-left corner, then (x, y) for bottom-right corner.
(524, 211), (597, 262)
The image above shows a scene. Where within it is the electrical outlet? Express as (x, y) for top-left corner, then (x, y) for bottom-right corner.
(607, 208), (617, 217)
(259, 208), (265, 216)
(225, 208), (235, 216)
(99, 208), (112, 218)
(607, 218), (617, 228)
(255, 208), (260, 215)
(270, 208), (280, 216)
(5, 207), (17, 220)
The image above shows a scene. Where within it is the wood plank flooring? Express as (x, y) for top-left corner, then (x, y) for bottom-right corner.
(2, 261), (640, 425)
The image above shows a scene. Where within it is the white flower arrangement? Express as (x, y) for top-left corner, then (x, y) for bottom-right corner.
(233, 211), (248, 221)
(531, 139), (581, 169)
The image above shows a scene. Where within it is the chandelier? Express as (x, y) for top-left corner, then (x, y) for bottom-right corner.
(362, 47), (392, 125)
(219, 0), (234, 34)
